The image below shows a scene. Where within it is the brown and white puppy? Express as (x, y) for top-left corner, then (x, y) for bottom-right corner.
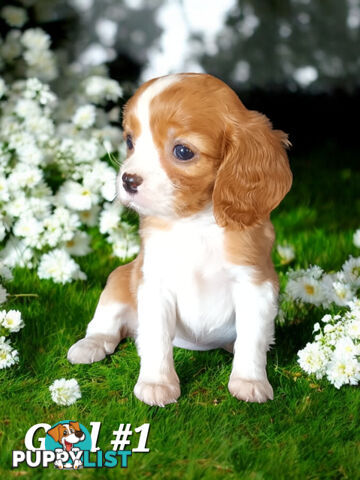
(68, 73), (292, 407)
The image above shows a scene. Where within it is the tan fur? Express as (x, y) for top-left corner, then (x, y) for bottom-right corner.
(99, 253), (143, 311)
(224, 221), (279, 288)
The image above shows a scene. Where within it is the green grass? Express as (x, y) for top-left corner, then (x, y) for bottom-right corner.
(1, 145), (360, 479)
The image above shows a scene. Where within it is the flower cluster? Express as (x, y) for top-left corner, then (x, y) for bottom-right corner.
(0, 17), (140, 284)
(0, 262), (24, 369)
(0, 19), (57, 82)
(285, 256), (360, 308)
(298, 300), (360, 388)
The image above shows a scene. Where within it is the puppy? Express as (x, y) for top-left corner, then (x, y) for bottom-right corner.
(68, 73), (292, 406)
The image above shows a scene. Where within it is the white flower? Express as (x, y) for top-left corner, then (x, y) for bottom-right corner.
(0, 285), (8, 305)
(354, 229), (360, 248)
(298, 342), (329, 378)
(49, 378), (81, 406)
(333, 337), (360, 358)
(99, 202), (123, 234)
(13, 215), (44, 248)
(0, 262), (13, 282)
(63, 231), (92, 256)
(342, 256), (360, 286)
(84, 76), (122, 103)
(286, 275), (326, 306)
(0, 77), (7, 99)
(14, 99), (41, 119)
(0, 237), (34, 268)
(72, 104), (96, 129)
(38, 249), (87, 284)
(0, 336), (19, 369)
(56, 180), (98, 211)
(322, 274), (356, 307)
(78, 205), (100, 227)
(21, 28), (51, 51)
(313, 322), (321, 332)
(0, 176), (9, 202)
(346, 319), (360, 340)
(1, 310), (24, 333)
(277, 244), (295, 264)
(326, 356), (360, 389)
(1, 6), (28, 27)
(1, 30), (22, 61)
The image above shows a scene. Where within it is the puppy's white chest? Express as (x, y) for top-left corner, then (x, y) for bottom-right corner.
(142, 216), (236, 349)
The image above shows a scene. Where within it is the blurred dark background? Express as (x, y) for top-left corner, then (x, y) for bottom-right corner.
(1, 0), (360, 160)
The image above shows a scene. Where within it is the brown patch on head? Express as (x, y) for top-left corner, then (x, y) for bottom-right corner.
(224, 220), (279, 288)
(149, 74), (228, 216)
(146, 73), (292, 223)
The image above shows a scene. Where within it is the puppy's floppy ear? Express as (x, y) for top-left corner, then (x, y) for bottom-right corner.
(213, 110), (292, 229)
(47, 424), (63, 443)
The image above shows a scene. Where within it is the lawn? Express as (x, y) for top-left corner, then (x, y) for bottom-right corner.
(1, 144), (359, 479)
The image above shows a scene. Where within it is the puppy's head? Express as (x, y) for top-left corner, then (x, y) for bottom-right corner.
(119, 73), (292, 228)
(47, 421), (85, 451)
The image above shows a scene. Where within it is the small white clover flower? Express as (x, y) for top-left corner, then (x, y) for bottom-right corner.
(21, 28), (51, 51)
(1, 6), (28, 27)
(49, 378), (82, 406)
(298, 342), (329, 378)
(99, 202), (123, 234)
(342, 256), (360, 287)
(277, 244), (295, 264)
(286, 275), (326, 306)
(0, 336), (19, 369)
(354, 229), (360, 249)
(1, 310), (24, 333)
(84, 76), (122, 103)
(38, 249), (87, 284)
(72, 104), (96, 129)
(56, 180), (98, 211)
(63, 231), (92, 257)
(326, 355), (360, 389)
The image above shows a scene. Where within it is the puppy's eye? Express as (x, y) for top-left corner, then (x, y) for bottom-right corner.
(126, 135), (133, 150)
(70, 428), (74, 433)
(173, 144), (194, 161)
(63, 431), (68, 436)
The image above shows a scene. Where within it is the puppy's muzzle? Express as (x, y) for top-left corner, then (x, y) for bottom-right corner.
(122, 172), (143, 194)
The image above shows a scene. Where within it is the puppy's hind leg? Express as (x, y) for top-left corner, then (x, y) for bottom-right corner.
(67, 260), (139, 364)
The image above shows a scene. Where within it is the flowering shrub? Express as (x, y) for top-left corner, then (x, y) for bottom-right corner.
(298, 301), (360, 388)
(0, 262), (23, 369)
(0, 11), (139, 284)
(281, 244), (360, 388)
(285, 256), (360, 308)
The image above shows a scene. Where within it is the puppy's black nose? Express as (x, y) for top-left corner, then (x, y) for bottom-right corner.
(122, 172), (143, 194)
(75, 431), (83, 438)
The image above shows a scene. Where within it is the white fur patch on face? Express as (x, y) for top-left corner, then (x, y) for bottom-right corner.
(118, 75), (181, 217)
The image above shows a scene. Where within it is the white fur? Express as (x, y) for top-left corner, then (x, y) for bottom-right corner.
(118, 75), (181, 217)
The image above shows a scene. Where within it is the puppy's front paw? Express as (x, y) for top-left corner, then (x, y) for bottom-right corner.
(67, 334), (118, 364)
(134, 381), (180, 407)
(228, 377), (274, 403)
